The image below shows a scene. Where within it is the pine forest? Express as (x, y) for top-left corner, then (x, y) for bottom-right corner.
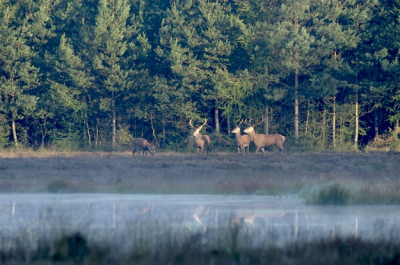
(1, 0), (399, 152)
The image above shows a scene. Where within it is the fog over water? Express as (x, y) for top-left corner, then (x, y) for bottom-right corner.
(1, 194), (400, 251)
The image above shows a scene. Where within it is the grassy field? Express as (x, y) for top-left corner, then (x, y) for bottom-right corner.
(1, 150), (399, 204)
(2, 150), (400, 264)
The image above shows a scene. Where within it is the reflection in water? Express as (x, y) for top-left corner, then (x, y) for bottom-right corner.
(1, 194), (400, 253)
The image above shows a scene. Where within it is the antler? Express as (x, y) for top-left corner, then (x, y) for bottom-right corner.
(199, 118), (207, 129)
(244, 118), (253, 127)
(253, 117), (266, 128)
(189, 119), (195, 129)
(235, 119), (245, 127)
(189, 118), (207, 129)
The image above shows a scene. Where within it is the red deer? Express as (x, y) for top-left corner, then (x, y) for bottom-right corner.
(244, 119), (285, 153)
(231, 119), (251, 155)
(189, 119), (211, 155)
(132, 138), (155, 156)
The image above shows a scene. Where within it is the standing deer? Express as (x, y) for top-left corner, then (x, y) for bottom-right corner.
(132, 138), (155, 156)
(244, 119), (286, 153)
(231, 119), (251, 155)
(189, 119), (211, 155)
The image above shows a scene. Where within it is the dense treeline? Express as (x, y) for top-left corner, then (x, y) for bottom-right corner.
(0, 0), (399, 151)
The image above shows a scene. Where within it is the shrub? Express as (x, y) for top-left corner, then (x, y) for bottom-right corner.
(47, 178), (69, 193)
(305, 183), (350, 205)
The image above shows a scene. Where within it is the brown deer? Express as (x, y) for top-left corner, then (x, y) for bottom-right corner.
(244, 118), (286, 153)
(231, 119), (251, 155)
(132, 138), (155, 156)
(189, 119), (211, 154)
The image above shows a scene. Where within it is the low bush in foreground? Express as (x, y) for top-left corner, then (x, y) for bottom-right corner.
(301, 181), (400, 205)
(2, 232), (400, 265)
(47, 178), (70, 193)
(303, 183), (350, 205)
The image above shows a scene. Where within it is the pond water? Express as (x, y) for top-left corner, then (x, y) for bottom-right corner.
(1, 194), (400, 251)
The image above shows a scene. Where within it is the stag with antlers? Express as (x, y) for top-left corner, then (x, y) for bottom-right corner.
(231, 119), (251, 155)
(244, 118), (286, 154)
(189, 119), (211, 155)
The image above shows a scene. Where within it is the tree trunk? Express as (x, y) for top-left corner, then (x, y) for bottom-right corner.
(11, 118), (19, 146)
(305, 108), (309, 135)
(374, 108), (379, 138)
(112, 108), (116, 147)
(162, 118), (166, 147)
(85, 115), (91, 146)
(322, 108), (326, 149)
(332, 97), (336, 148)
(227, 114), (231, 136)
(214, 99), (220, 134)
(294, 67), (299, 140)
(95, 118), (99, 147)
(354, 91), (359, 149)
(111, 95), (116, 147)
(264, 106), (269, 134)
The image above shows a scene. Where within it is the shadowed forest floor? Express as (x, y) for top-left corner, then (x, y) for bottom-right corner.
(0, 151), (399, 196)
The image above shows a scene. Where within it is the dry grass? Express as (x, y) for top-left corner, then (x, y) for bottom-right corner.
(1, 150), (400, 203)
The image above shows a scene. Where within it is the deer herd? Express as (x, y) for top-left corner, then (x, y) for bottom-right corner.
(132, 118), (286, 156)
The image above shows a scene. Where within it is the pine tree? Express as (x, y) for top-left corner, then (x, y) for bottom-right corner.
(158, 1), (248, 133)
(266, 0), (373, 145)
(50, 33), (95, 147)
(90, 0), (150, 146)
(364, 0), (400, 136)
(0, 3), (40, 146)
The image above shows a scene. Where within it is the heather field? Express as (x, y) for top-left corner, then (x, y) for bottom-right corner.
(0, 150), (399, 204)
(2, 151), (400, 264)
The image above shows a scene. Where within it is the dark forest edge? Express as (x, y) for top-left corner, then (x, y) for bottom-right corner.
(1, 0), (400, 151)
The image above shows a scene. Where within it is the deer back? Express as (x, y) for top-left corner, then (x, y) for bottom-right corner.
(256, 134), (276, 147)
(195, 134), (210, 147)
(133, 138), (150, 148)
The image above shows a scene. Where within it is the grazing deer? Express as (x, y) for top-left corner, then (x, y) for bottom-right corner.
(231, 119), (251, 155)
(132, 138), (155, 156)
(244, 119), (286, 153)
(189, 119), (211, 155)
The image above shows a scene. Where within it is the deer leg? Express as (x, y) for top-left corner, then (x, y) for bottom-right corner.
(261, 148), (265, 154)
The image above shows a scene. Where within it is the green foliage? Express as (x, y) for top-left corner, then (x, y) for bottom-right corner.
(53, 130), (81, 151)
(116, 126), (134, 146)
(0, 0), (398, 150)
(0, 115), (10, 148)
(365, 127), (400, 151)
(47, 178), (69, 193)
(304, 183), (350, 205)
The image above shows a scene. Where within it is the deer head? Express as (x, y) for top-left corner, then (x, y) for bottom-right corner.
(244, 118), (265, 134)
(231, 119), (244, 134)
(189, 118), (208, 137)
